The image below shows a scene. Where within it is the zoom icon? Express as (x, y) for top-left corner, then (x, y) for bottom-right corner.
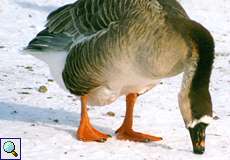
(0, 138), (21, 160)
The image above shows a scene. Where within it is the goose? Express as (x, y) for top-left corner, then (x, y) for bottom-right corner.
(26, 0), (214, 154)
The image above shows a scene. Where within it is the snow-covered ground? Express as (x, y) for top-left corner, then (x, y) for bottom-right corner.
(0, 0), (229, 159)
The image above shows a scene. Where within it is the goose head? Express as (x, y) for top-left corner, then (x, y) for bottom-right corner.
(189, 122), (208, 154)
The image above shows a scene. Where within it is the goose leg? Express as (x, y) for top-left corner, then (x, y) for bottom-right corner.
(77, 95), (110, 142)
(116, 93), (162, 142)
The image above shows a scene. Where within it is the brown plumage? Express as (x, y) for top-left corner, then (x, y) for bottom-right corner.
(27, 0), (214, 154)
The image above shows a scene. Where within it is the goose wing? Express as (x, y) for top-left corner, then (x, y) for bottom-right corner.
(46, 0), (133, 37)
(28, 0), (134, 50)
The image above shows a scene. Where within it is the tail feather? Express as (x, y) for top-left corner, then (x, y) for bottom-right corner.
(26, 3), (77, 51)
(26, 28), (72, 51)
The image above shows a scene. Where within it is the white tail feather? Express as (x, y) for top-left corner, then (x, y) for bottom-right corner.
(26, 50), (68, 91)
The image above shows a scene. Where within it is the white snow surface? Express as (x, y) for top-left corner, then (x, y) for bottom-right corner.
(0, 0), (230, 159)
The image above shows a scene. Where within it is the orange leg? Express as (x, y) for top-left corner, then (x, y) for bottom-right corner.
(77, 96), (110, 142)
(116, 93), (162, 142)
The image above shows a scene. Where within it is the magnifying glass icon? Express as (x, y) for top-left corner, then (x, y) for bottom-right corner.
(3, 141), (18, 157)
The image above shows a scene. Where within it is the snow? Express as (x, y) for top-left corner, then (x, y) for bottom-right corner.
(0, 0), (230, 159)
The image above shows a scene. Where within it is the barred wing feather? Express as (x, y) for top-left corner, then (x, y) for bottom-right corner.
(46, 0), (132, 37)
(27, 0), (134, 50)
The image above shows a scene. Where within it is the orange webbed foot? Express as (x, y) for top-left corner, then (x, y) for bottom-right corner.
(77, 122), (111, 142)
(116, 127), (162, 142)
(115, 93), (162, 142)
(77, 95), (111, 142)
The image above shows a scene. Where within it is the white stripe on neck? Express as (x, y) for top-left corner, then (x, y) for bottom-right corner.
(187, 115), (213, 128)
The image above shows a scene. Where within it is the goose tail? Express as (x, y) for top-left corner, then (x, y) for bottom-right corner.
(26, 28), (72, 51)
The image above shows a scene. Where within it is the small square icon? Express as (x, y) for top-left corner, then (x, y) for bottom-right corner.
(0, 138), (21, 160)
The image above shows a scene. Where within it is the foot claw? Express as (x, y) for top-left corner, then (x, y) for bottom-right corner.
(97, 138), (106, 143)
(143, 139), (150, 143)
